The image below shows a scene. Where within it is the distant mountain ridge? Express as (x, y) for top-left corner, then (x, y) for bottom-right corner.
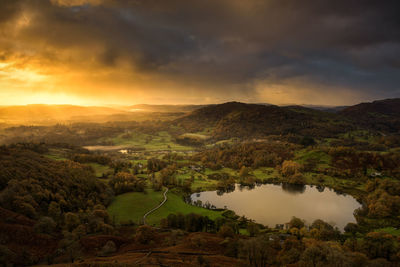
(0, 105), (126, 124)
(126, 104), (208, 113)
(0, 104), (201, 125)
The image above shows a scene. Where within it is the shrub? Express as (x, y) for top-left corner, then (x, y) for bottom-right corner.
(98, 241), (117, 256)
(135, 225), (155, 244)
(34, 216), (56, 235)
(218, 224), (235, 238)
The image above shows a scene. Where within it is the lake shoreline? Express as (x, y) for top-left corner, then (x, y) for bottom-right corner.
(190, 183), (362, 230)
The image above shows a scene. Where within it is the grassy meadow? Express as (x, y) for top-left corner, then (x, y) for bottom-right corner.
(107, 188), (223, 226)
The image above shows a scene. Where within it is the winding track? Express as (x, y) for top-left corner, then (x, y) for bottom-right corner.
(142, 188), (169, 225)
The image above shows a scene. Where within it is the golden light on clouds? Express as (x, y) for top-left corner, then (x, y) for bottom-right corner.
(0, 0), (398, 106)
(0, 62), (45, 83)
(0, 60), (95, 106)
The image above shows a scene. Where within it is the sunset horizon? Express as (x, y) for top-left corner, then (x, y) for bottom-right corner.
(0, 98), (393, 108)
(1, 0), (399, 107)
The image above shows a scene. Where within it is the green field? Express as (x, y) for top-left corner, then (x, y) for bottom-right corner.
(253, 167), (277, 179)
(88, 163), (113, 177)
(175, 166), (238, 191)
(374, 227), (400, 236)
(107, 131), (194, 151)
(339, 130), (376, 143)
(146, 191), (223, 225)
(45, 149), (68, 161)
(108, 190), (164, 224)
(45, 154), (67, 161)
(107, 189), (222, 225)
(204, 167), (237, 176)
(294, 149), (331, 169)
(180, 133), (210, 140)
(175, 171), (219, 191)
(206, 138), (237, 148)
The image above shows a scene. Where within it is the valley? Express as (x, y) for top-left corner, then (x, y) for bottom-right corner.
(1, 99), (400, 266)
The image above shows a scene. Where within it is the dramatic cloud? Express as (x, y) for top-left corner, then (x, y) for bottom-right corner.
(0, 0), (399, 105)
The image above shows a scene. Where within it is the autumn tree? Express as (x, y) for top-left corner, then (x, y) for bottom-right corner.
(289, 217), (305, 229)
(281, 160), (302, 177)
(109, 172), (145, 194)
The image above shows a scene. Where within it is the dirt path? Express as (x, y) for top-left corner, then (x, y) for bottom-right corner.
(142, 188), (168, 225)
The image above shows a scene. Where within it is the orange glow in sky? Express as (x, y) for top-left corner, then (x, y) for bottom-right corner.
(1, 0), (397, 106)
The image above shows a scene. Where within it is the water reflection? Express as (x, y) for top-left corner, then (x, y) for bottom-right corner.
(316, 185), (325, 192)
(216, 184), (235, 195)
(191, 183), (361, 230)
(281, 183), (306, 194)
(239, 183), (256, 191)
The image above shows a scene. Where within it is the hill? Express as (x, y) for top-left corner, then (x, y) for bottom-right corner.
(299, 104), (348, 113)
(341, 98), (400, 116)
(175, 102), (354, 140)
(340, 98), (400, 133)
(127, 104), (208, 113)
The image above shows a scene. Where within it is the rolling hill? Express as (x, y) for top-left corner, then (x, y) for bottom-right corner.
(126, 104), (208, 113)
(174, 102), (354, 140)
(340, 98), (400, 133)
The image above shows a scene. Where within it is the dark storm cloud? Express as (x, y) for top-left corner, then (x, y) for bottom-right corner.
(0, 0), (23, 23)
(1, 0), (400, 103)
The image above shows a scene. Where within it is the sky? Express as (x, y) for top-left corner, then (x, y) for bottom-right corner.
(0, 0), (399, 106)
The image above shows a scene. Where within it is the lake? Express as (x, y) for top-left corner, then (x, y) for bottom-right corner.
(190, 183), (361, 230)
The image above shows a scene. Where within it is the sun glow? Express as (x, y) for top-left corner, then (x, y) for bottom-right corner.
(0, 90), (105, 106)
(0, 61), (92, 106)
(0, 62), (46, 83)
(18, 92), (96, 106)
